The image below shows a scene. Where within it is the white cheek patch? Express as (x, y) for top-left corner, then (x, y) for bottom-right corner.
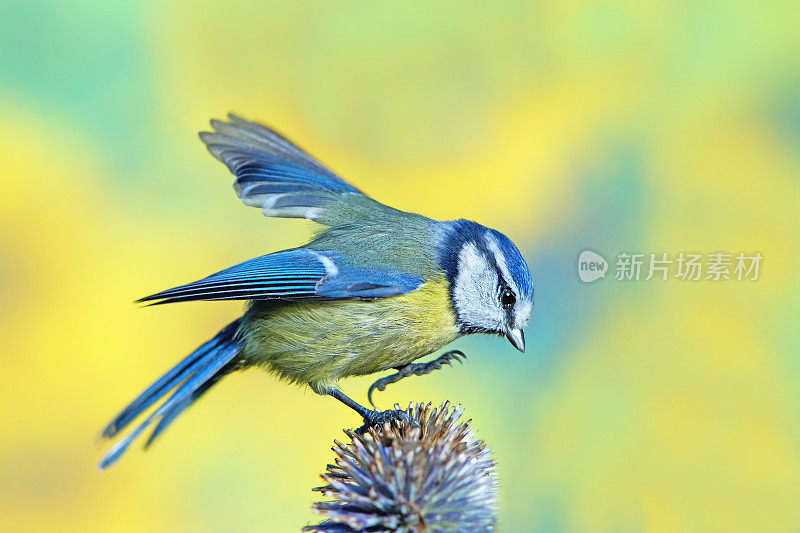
(485, 231), (533, 329)
(453, 243), (504, 331)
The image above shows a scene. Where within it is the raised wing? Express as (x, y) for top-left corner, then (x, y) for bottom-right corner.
(138, 249), (423, 305)
(200, 114), (370, 224)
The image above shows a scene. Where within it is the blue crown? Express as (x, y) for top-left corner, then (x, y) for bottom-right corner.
(437, 219), (533, 301)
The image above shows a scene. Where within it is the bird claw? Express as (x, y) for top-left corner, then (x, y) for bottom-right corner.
(367, 373), (405, 408)
(356, 409), (419, 434)
(367, 350), (467, 408)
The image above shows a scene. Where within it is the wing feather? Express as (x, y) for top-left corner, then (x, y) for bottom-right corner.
(200, 114), (366, 223)
(139, 249), (423, 305)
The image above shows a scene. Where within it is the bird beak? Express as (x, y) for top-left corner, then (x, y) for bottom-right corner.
(506, 328), (525, 353)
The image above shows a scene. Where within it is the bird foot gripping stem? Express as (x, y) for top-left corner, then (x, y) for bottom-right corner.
(367, 350), (467, 408)
(355, 408), (419, 434)
(327, 388), (420, 434)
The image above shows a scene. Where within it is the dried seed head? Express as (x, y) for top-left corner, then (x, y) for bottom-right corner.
(304, 402), (498, 532)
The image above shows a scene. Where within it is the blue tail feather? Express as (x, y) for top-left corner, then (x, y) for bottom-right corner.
(101, 319), (240, 438)
(99, 320), (242, 469)
(143, 370), (226, 449)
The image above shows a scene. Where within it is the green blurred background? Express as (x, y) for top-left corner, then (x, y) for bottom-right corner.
(1, 1), (798, 531)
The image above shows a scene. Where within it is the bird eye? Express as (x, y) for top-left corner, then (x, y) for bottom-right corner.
(500, 287), (516, 309)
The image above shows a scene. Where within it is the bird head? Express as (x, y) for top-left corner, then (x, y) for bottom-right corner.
(438, 220), (533, 352)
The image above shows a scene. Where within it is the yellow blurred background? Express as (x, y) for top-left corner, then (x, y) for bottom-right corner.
(0, 1), (798, 531)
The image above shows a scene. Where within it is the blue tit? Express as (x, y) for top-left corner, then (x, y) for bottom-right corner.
(99, 114), (534, 469)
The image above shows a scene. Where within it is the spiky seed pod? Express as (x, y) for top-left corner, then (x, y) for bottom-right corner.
(304, 402), (498, 532)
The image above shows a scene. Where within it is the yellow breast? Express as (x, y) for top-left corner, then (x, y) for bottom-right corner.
(240, 275), (461, 392)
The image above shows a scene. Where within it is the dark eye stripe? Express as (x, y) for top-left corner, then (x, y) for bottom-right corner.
(483, 247), (509, 288)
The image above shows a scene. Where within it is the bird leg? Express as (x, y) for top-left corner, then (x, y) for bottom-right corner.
(328, 388), (417, 434)
(367, 350), (466, 408)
